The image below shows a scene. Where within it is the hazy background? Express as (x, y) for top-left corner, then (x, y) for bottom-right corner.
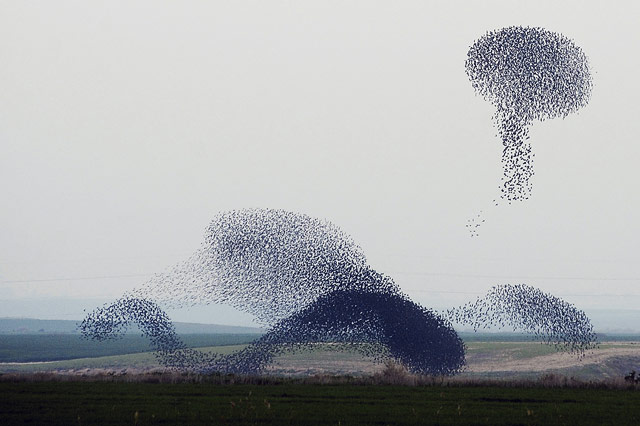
(1, 1), (639, 331)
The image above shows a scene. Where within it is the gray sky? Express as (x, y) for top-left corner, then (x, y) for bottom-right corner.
(1, 1), (639, 331)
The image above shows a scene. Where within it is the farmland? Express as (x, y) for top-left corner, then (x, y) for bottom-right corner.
(2, 333), (640, 424)
(0, 334), (260, 363)
(2, 334), (640, 381)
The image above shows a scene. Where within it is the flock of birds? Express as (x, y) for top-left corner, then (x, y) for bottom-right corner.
(81, 209), (597, 375)
(444, 284), (597, 356)
(81, 26), (596, 376)
(465, 26), (592, 236)
(81, 209), (466, 375)
(465, 210), (486, 238)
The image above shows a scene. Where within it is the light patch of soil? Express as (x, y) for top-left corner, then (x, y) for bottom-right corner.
(267, 351), (384, 376)
(466, 343), (640, 373)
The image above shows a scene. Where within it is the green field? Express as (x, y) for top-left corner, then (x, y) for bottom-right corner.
(0, 345), (249, 373)
(0, 334), (261, 362)
(2, 381), (640, 425)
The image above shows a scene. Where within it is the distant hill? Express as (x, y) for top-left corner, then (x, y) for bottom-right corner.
(0, 318), (264, 335)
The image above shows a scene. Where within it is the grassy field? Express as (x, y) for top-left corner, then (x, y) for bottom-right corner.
(2, 380), (640, 425)
(0, 345), (249, 373)
(0, 334), (261, 362)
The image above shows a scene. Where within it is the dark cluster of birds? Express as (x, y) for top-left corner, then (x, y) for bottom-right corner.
(250, 289), (466, 375)
(81, 209), (466, 375)
(445, 284), (597, 356)
(466, 26), (592, 202)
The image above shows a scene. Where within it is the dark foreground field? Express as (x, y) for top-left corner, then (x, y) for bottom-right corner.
(2, 377), (640, 425)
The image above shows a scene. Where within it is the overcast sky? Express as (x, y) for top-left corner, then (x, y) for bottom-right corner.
(1, 1), (639, 330)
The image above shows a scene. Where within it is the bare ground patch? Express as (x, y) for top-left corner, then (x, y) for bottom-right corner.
(465, 342), (640, 374)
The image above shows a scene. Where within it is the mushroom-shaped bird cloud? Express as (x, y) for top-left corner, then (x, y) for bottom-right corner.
(466, 26), (592, 201)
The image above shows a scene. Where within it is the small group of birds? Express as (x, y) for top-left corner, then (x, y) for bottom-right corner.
(466, 210), (486, 238)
